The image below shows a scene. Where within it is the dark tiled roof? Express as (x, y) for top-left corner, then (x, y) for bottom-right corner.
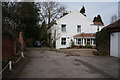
(103, 19), (120, 29)
(74, 33), (96, 37)
(93, 22), (104, 26)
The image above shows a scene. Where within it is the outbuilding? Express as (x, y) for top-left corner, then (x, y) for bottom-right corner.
(96, 19), (120, 57)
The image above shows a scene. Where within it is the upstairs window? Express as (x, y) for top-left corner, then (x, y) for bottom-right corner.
(61, 24), (66, 32)
(61, 38), (66, 45)
(77, 25), (81, 32)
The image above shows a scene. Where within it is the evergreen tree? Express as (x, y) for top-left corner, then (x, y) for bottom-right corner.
(2, 2), (41, 47)
(93, 14), (104, 25)
(80, 6), (86, 16)
(93, 16), (97, 22)
(97, 15), (104, 24)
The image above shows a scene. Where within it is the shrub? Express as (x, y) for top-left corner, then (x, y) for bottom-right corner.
(67, 47), (71, 49)
(71, 40), (75, 48)
(82, 45), (86, 48)
(96, 29), (110, 56)
(85, 45), (92, 48)
(26, 38), (34, 47)
(52, 40), (56, 48)
(92, 46), (96, 49)
(93, 51), (99, 55)
(76, 45), (82, 48)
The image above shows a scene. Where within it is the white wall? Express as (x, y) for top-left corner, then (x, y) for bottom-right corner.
(53, 11), (103, 49)
(110, 32), (120, 58)
(118, 32), (120, 58)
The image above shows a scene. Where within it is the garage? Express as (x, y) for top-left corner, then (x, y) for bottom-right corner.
(96, 19), (120, 57)
(110, 32), (120, 57)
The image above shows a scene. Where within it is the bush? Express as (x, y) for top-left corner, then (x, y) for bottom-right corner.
(67, 47), (71, 49)
(76, 45), (82, 48)
(26, 38), (34, 47)
(92, 46), (96, 49)
(52, 40), (56, 48)
(96, 29), (110, 56)
(93, 51), (99, 55)
(85, 45), (92, 48)
(71, 40), (75, 48)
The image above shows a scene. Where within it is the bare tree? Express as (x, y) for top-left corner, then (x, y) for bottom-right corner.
(50, 25), (61, 48)
(36, 2), (66, 45)
(36, 2), (66, 28)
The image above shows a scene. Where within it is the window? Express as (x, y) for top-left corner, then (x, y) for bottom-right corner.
(61, 38), (66, 45)
(61, 24), (66, 32)
(77, 25), (81, 32)
(76, 38), (82, 45)
(87, 39), (90, 45)
(93, 39), (96, 45)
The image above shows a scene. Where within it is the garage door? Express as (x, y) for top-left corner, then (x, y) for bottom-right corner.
(110, 32), (120, 58)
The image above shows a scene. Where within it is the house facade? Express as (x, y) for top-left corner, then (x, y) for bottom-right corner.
(74, 33), (96, 46)
(50, 10), (103, 49)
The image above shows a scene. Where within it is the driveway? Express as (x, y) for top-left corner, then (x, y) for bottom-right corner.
(13, 48), (118, 78)
(55, 49), (96, 56)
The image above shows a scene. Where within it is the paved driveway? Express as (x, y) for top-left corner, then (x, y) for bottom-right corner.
(55, 49), (96, 56)
(13, 48), (118, 78)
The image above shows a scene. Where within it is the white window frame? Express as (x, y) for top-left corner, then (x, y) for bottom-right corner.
(61, 37), (66, 45)
(61, 24), (66, 32)
(86, 39), (91, 45)
(93, 39), (95, 45)
(76, 38), (82, 45)
(77, 25), (81, 32)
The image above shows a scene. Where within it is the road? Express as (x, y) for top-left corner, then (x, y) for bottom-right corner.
(12, 48), (118, 78)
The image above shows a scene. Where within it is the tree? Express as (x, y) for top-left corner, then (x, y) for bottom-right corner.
(39, 21), (48, 41)
(36, 2), (66, 29)
(60, 12), (69, 18)
(36, 2), (66, 45)
(2, 2), (41, 47)
(93, 15), (104, 32)
(2, 2), (19, 37)
(80, 6), (86, 16)
(93, 14), (104, 25)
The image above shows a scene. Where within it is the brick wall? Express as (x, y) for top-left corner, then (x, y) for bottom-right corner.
(2, 36), (16, 61)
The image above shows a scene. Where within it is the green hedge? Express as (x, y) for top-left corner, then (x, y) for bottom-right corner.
(96, 29), (110, 56)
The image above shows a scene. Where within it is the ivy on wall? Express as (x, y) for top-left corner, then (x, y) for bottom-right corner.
(96, 29), (110, 56)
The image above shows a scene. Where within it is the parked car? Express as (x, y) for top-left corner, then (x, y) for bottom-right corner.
(34, 41), (41, 47)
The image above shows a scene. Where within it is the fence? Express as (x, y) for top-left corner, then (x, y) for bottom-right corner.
(2, 36), (16, 61)
(0, 52), (24, 74)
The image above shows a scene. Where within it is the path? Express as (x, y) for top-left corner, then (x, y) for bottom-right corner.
(13, 48), (118, 78)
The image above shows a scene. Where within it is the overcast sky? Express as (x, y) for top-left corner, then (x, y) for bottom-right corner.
(60, 2), (118, 26)
(15, 0), (119, 26)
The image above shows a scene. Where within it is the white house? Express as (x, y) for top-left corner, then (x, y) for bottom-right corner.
(50, 10), (103, 49)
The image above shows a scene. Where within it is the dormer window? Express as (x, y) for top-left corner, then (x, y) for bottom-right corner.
(77, 25), (81, 32)
(61, 24), (66, 32)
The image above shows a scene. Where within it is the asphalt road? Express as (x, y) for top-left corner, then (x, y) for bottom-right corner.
(13, 48), (119, 78)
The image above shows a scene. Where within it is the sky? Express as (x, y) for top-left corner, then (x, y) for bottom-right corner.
(9, 0), (119, 26)
(60, 2), (118, 26)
